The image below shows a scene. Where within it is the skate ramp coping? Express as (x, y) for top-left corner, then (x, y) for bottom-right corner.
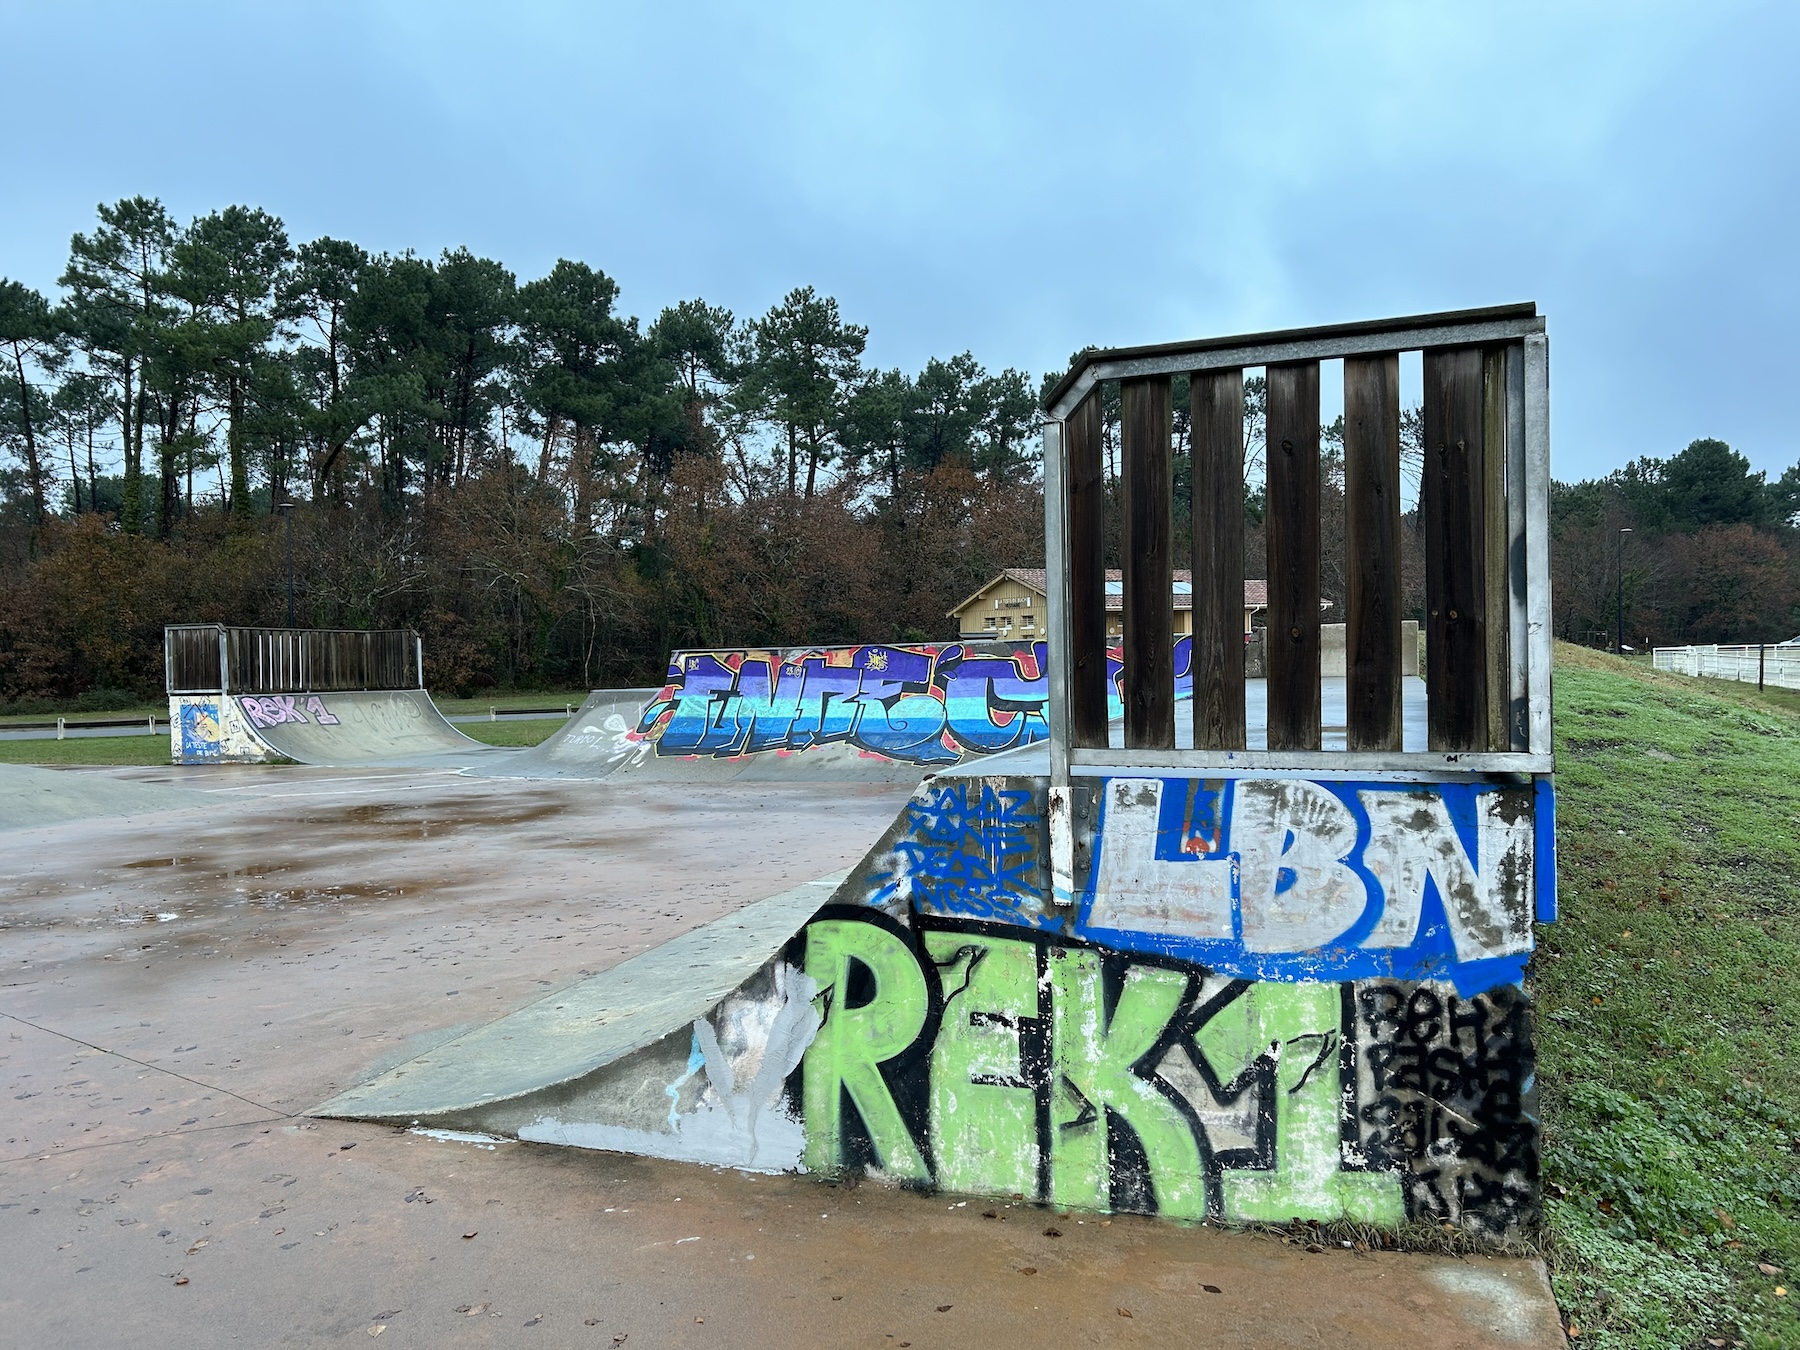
(313, 872), (843, 1121)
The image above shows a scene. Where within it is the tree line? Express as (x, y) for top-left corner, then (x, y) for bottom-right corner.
(1551, 438), (1800, 649)
(3, 196), (1791, 703)
(0, 197), (1046, 699)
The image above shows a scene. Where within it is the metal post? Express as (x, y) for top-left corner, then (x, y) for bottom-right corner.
(1615, 527), (1632, 656)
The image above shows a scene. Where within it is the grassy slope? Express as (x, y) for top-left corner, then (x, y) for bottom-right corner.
(1541, 645), (1800, 1348)
(0, 734), (173, 765)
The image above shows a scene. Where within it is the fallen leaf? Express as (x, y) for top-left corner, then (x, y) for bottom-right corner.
(1305, 1242), (1324, 1254)
(186, 1240), (207, 1254)
(367, 1328), (384, 1339)
(1202, 1284), (1222, 1294)
(174, 1277), (189, 1287)
(695, 1317), (704, 1324)
(1759, 1262), (1783, 1276)
(981, 1211), (996, 1220)
(463, 1304), (488, 1317)
(463, 1231), (479, 1240)
(1706, 1339), (1726, 1347)
(832, 1295), (843, 1301)
(373, 1311), (399, 1321)
(525, 1315), (542, 1327)
(1043, 1227), (1061, 1238)
(936, 1305), (952, 1312)
(1117, 1307), (1133, 1318)
(584, 1319), (600, 1327)
(1776, 1287), (1788, 1297)
(1019, 1268), (1037, 1276)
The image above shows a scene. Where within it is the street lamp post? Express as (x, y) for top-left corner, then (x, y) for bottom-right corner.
(1616, 527), (1633, 656)
(278, 498), (297, 628)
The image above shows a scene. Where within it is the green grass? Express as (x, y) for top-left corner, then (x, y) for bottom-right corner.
(1539, 645), (1800, 1348)
(0, 705), (164, 727)
(433, 688), (598, 716)
(0, 733), (176, 766)
(0, 714), (571, 761)
(458, 717), (566, 747)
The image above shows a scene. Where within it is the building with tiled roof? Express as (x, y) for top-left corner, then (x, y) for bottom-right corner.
(948, 568), (1270, 641)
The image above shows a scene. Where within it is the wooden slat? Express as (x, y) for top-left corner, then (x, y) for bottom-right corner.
(1264, 361), (1321, 751)
(1121, 375), (1174, 749)
(1482, 347), (1512, 752)
(1343, 354), (1403, 751)
(1189, 368), (1246, 749)
(1065, 388), (1109, 748)
(1422, 347), (1488, 751)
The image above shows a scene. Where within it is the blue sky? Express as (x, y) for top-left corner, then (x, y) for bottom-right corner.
(4, 1), (1795, 481)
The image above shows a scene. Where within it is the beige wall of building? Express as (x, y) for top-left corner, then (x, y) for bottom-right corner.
(949, 572), (1255, 641)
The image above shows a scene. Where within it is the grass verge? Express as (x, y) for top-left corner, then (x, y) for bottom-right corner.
(1538, 644), (1800, 1348)
(457, 718), (565, 748)
(0, 734), (174, 766)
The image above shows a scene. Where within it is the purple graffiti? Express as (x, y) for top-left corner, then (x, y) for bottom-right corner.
(241, 695), (308, 729)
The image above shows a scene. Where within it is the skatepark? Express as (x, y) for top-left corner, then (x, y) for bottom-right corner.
(3, 308), (1571, 1345)
(1, 741), (1562, 1347)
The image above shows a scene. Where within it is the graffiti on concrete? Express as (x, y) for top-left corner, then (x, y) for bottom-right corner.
(170, 694), (277, 763)
(177, 700), (222, 759)
(519, 959), (820, 1172)
(1355, 981), (1537, 1236)
(869, 780), (1049, 927)
(241, 694), (341, 729)
(888, 775), (1539, 991)
(785, 906), (1545, 1230)
(636, 639), (1198, 766)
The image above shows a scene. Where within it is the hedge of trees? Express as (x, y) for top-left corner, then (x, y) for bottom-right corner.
(0, 198), (1045, 699)
(3, 196), (1794, 701)
(1552, 438), (1800, 649)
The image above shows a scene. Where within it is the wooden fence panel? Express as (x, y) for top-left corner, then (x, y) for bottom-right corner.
(1423, 347), (1489, 751)
(1343, 354), (1403, 751)
(1265, 361), (1322, 750)
(1190, 368), (1246, 750)
(1121, 375), (1175, 749)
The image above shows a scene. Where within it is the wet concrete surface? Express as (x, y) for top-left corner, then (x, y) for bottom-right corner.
(1, 765), (1567, 1348)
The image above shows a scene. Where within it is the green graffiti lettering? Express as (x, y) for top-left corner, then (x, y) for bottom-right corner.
(924, 933), (1039, 1200)
(1048, 948), (1206, 1220)
(802, 918), (931, 1182)
(1196, 983), (1402, 1225)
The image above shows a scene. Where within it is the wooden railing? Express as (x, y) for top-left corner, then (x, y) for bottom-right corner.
(1039, 303), (1552, 778)
(164, 625), (424, 695)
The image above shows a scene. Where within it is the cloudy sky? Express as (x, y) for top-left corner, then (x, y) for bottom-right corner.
(4, 1), (1794, 480)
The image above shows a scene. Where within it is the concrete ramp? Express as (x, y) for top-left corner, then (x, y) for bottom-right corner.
(234, 690), (504, 766)
(315, 758), (1551, 1238)
(482, 689), (659, 779)
(314, 873), (841, 1171)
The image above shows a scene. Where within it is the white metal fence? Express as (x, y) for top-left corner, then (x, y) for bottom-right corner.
(1653, 644), (1800, 691)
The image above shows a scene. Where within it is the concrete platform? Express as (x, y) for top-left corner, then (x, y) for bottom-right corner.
(0, 764), (1564, 1347)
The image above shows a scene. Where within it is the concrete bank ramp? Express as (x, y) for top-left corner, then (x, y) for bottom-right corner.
(235, 689), (505, 767)
(482, 689), (658, 779)
(313, 873), (841, 1170)
(0, 764), (209, 830)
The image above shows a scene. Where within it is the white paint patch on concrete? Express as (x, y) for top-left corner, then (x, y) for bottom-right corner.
(1425, 1260), (1567, 1344)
